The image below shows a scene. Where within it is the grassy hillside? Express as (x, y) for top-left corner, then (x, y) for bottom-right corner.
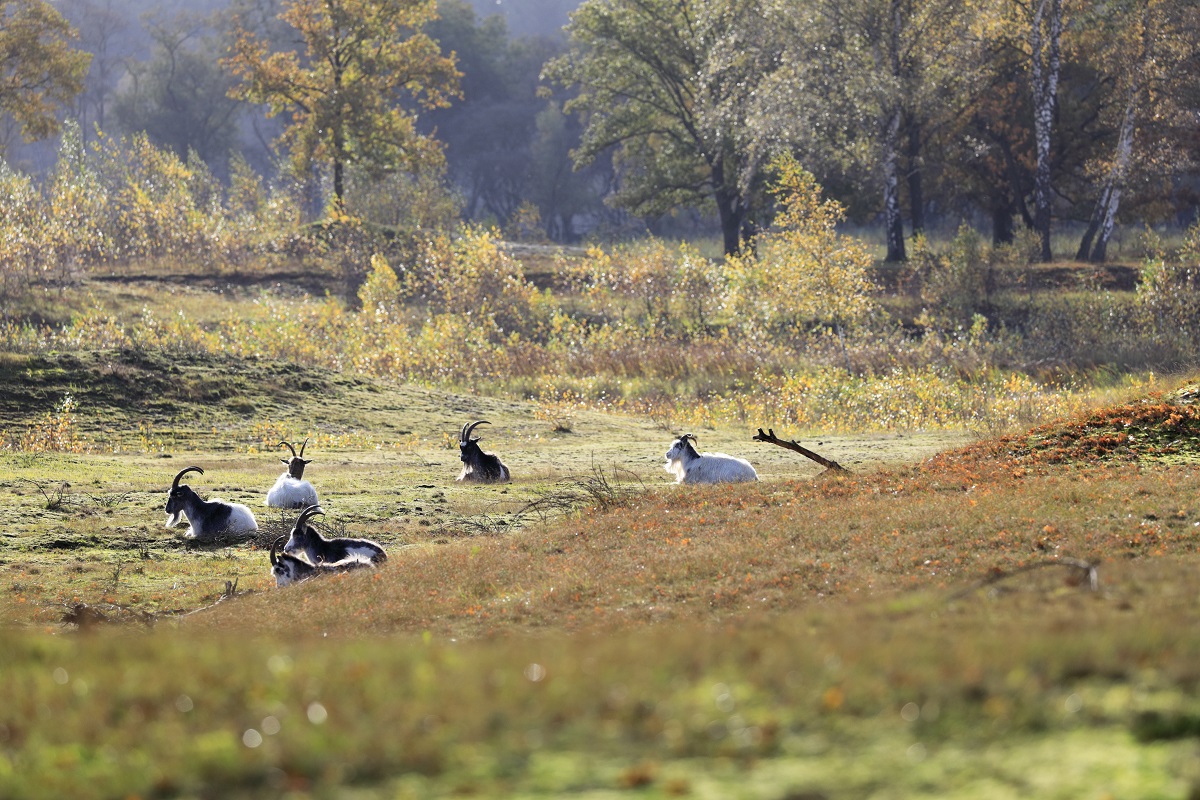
(3, 347), (1200, 796)
(3, 249), (1200, 797)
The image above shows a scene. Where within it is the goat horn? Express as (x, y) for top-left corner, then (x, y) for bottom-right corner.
(464, 420), (491, 440)
(172, 466), (203, 491)
(298, 437), (309, 457)
(278, 440), (298, 459)
(297, 505), (325, 525)
(270, 536), (284, 566)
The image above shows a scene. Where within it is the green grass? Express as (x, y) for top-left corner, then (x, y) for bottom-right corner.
(4, 250), (1200, 797)
(3, 349), (1200, 796)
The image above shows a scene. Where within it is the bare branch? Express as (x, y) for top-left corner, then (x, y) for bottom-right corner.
(752, 428), (848, 472)
(948, 557), (1100, 603)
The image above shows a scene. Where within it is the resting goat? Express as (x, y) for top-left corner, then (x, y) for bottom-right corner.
(283, 505), (387, 565)
(165, 466), (259, 540)
(266, 438), (319, 509)
(457, 420), (510, 483)
(664, 434), (758, 485)
(269, 536), (371, 587)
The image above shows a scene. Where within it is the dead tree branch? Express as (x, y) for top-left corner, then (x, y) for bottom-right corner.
(947, 557), (1099, 603)
(752, 428), (848, 472)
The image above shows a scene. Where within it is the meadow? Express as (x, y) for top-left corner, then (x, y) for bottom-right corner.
(4, 169), (1200, 795)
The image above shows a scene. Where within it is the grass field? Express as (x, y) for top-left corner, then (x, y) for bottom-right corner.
(3, 257), (1200, 798)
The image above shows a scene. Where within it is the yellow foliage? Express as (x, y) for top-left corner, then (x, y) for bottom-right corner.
(725, 154), (878, 335)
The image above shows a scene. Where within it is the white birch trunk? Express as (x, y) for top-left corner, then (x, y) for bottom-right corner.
(1029, 0), (1062, 262)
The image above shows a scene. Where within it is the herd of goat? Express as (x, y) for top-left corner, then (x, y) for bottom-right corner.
(163, 421), (760, 588)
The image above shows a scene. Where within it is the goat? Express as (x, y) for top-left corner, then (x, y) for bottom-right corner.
(269, 536), (372, 587)
(664, 434), (758, 485)
(457, 420), (511, 483)
(283, 505), (387, 565)
(265, 438), (319, 509)
(164, 466), (259, 540)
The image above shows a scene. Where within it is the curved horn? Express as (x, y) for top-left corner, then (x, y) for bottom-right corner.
(270, 535), (285, 566)
(278, 440), (298, 459)
(298, 437), (309, 457)
(172, 466), (203, 491)
(464, 420), (491, 441)
(296, 505), (325, 526)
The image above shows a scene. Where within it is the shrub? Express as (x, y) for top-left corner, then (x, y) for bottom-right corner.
(724, 155), (878, 341)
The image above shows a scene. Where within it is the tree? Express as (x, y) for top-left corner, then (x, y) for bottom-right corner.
(1075, 0), (1200, 262)
(0, 0), (91, 152)
(754, 0), (977, 262)
(422, 1), (560, 228)
(114, 17), (243, 170)
(58, 0), (133, 141)
(223, 0), (460, 212)
(544, 0), (772, 256)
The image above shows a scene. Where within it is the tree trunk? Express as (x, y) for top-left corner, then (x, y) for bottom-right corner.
(1090, 183), (1122, 263)
(1088, 9), (1148, 264)
(992, 204), (1014, 246)
(712, 162), (746, 257)
(333, 156), (345, 210)
(882, 0), (906, 262)
(1029, 0), (1063, 263)
(882, 106), (906, 262)
(906, 117), (925, 236)
(1075, 183), (1109, 260)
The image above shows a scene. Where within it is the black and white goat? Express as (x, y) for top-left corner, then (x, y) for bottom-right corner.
(664, 434), (758, 484)
(457, 420), (511, 483)
(269, 536), (372, 587)
(165, 466), (259, 540)
(283, 505), (387, 565)
(266, 438), (319, 509)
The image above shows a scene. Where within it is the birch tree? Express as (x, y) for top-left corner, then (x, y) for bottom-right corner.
(1026, 0), (1064, 262)
(750, 0), (976, 262)
(1075, 0), (1200, 262)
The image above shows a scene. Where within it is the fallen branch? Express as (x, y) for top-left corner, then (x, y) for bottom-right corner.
(752, 428), (848, 472)
(948, 557), (1099, 602)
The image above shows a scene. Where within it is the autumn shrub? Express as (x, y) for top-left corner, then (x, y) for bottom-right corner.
(4, 393), (88, 453)
(724, 155), (878, 342)
(0, 161), (52, 311)
(568, 238), (721, 335)
(1132, 224), (1200, 356)
(913, 224), (990, 327)
(399, 227), (547, 338)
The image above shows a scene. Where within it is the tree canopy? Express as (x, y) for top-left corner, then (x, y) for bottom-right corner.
(0, 0), (91, 150)
(223, 0), (460, 212)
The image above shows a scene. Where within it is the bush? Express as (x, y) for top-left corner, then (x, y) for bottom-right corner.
(724, 155), (878, 340)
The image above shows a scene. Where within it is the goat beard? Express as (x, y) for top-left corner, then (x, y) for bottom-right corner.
(165, 511), (183, 528)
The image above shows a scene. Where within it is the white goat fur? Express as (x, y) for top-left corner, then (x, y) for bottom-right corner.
(266, 439), (319, 509)
(266, 474), (319, 509)
(664, 435), (758, 484)
(283, 505), (387, 566)
(269, 536), (371, 587)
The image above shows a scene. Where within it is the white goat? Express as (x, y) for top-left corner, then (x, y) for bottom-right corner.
(165, 466), (259, 540)
(268, 536), (372, 587)
(664, 434), (758, 484)
(283, 505), (387, 565)
(266, 438), (319, 509)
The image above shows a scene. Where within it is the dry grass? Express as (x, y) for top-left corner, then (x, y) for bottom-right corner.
(4, 391), (1200, 797)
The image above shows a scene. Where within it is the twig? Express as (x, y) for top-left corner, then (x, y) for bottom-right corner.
(947, 557), (1099, 603)
(752, 428), (848, 472)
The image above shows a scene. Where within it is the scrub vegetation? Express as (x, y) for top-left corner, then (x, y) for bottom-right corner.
(3, 213), (1200, 795)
